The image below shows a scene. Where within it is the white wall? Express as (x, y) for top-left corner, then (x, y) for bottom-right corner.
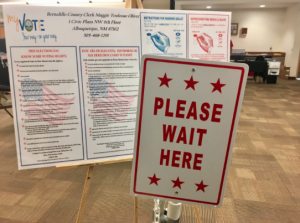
(230, 9), (285, 52)
(282, 4), (300, 77)
(143, 0), (170, 10)
(282, 5), (297, 68)
(175, 6), (286, 52)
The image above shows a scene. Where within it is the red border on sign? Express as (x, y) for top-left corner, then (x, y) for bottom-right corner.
(187, 13), (230, 61)
(133, 58), (245, 205)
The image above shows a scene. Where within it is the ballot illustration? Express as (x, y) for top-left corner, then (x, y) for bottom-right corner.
(197, 33), (214, 53)
(151, 32), (170, 54)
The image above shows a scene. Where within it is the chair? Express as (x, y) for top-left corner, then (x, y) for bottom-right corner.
(236, 61), (268, 83)
(255, 56), (265, 61)
(246, 61), (268, 83)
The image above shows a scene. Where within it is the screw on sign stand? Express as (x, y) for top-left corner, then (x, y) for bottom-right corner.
(131, 55), (248, 223)
(128, 1), (188, 221)
(128, 3), (197, 222)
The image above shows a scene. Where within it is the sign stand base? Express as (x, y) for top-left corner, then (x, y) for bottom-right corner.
(56, 157), (132, 223)
(153, 200), (202, 223)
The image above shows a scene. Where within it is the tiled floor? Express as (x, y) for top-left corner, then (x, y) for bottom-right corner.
(0, 79), (300, 223)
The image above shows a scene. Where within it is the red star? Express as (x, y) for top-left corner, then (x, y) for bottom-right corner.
(184, 76), (199, 90)
(16, 64), (19, 67)
(24, 147), (26, 150)
(171, 177), (184, 189)
(148, 174), (161, 186)
(211, 78), (226, 93)
(195, 180), (208, 192)
(158, 73), (172, 88)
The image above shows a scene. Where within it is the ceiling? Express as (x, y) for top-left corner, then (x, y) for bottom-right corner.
(181, 3), (296, 10)
(0, 0), (300, 10)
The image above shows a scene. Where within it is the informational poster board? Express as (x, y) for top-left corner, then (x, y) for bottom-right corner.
(131, 55), (248, 207)
(188, 13), (230, 61)
(3, 5), (231, 169)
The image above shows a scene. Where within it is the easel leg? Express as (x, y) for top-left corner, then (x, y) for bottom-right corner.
(134, 196), (138, 223)
(193, 205), (202, 223)
(76, 166), (94, 223)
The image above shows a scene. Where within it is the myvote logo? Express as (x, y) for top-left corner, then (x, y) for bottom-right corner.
(19, 14), (45, 32)
(7, 13), (45, 32)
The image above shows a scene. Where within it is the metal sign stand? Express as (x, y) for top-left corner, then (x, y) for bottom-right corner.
(152, 200), (202, 223)
(153, 200), (182, 223)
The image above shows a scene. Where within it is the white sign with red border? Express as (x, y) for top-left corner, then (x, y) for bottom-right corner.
(131, 55), (248, 207)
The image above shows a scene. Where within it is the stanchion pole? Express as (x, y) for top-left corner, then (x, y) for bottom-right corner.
(76, 166), (94, 223)
(134, 196), (138, 223)
(193, 205), (202, 223)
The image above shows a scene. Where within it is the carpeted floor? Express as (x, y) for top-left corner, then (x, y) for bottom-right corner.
(0, 79), (300, 223)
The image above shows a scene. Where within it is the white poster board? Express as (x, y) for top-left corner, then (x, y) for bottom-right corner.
(3, 5), (231, 169)
(131, 55), (248, 207)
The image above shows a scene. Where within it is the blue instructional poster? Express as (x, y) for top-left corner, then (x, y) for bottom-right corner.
(140, 12), (187, 58)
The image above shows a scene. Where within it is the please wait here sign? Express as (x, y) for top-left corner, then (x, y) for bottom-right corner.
(131, 55), (248, 207)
